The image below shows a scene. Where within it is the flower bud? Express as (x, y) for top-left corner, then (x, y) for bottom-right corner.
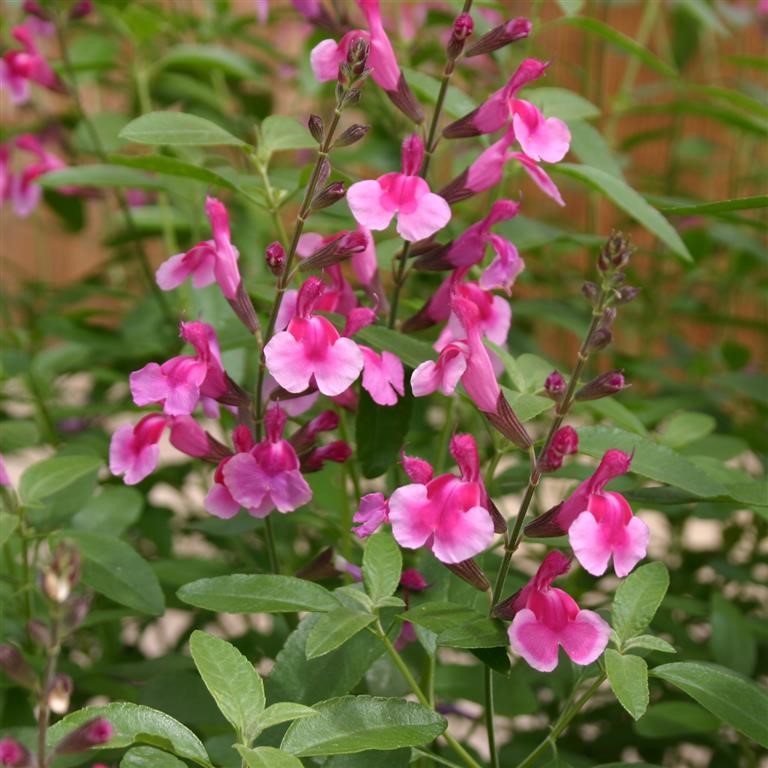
(0, 645), (35, 688)
(69, 0), (93, 19)
(54, 718), (114, 755)
(0, 739), (31, 768)
(445, 558), (491, 592)
(27, 620), (51, 647)
(310, 181), (345, 212)
(465, 17), (532, 57)
(42, 543), (80, 604)
(400, 452), (433, 484)
(539, 426), (579, 473)
(581, 281), (600, 305)
(401, 133), (425, 176)
(64, 594), (92, 633)
(333, 123), (369, 148)
(586, 327), (613, 352)
(447, 13), (474, 60)
(265, 241), (286, 276)
(308, 114), (324, 144)
(300, 229), (365, 270)
(400, 569), (429, 592)
(598, 231), (632, 273)
(616, 285), (641, 304)
(47, 674), (73, 715)
(301, 441), (352, 472)
(544, 370), (566, 400)
(575, 370), (627, 401)
(22, 1), (47, 20)
(290, 410), (339, 454)
(347, 37), (370, 78)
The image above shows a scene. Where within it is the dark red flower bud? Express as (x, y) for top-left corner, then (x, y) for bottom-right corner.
(334, 123), (369, 148)
(465, 17), (532, 57)
(69, 0), (93, 19)
(400, 568), (429, 592)
(587, 327), (613, 352)
(598, 231), (633, 273)
(544, 370), (566, 400)
(27, 620), (51, 647)
(447, 13), (474, 59)
(308, 114), (324, 143)
(54, 718), (114, 755)
(290, 410), (339, 454)
(22, 1), (47, 20)
(42, 543), (80, 604)
(301, 441), (351, 472)
(581, 281), (600, 304)
(616, 285), (641, 304)
(444, 558), (491, 592)
(265, 241), (286, 276)
(0, 645), (35, 688)
(346, 37), (370, 78)
(575, 370), (627, 401)
(0, 738), (31, 768)
(310, 181), (345, 212)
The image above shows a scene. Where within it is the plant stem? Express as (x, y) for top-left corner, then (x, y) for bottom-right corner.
(484, 665), (498, 768)
(515, 674), (606, 768)
(387, 0), (473, 330)
(36, 604), (62, 768)
(263, 515), (279, 574)
(375, 621), (482, 768)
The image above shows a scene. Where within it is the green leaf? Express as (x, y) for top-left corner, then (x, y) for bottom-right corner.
(403, 602), (507, 648)
(20, 455), (102, 504)
(657, 195), (768, 216)
(355, 325), (435, 370)
(502, 389), (555, 422)
(554, 164), (692, 261)
(710, 595), (757, 677)
(605, 649), (649, 720)
(355, 389), (413, 479)
(0, 420), (39, 451)
(576, 426), (728, 497)
(652, 662), (768, 747)
(255, 703), (317, 733)
(178, 574), (339, 614)
(305, 609), (376, 660)
(401, 68), (475, 118)
(557, 16), (677, 77)
(36, 164), (163, 190)
(487, 342), (527, 392)
(121, 746), (187, 768)
(612, 562), (669, 644)
(155, 45), (260, 80)
(110, 154), (240, 192)
(581, 399), (648, 435)
(0, 512), (19, 546)
(437, 620), (508, 649)
(71, 486), (143, 535)
(568, 120), (625, 179)
(363, 531), (402, 604)
(281, 695), (446, 757)
(52, 530), (165, 616)
(47, 703), (211, 766)
(120, 112), (245, 147)
(235, 746), (303, 768)
(658, 412), (716, 449)
(624, 635), (676, 654)
(526, 87), (600, 120)
(189, 631), (265, 741)
(556, 0), (585, 15)
(259, 115), (316, 158)
(634, 702), (720, 739)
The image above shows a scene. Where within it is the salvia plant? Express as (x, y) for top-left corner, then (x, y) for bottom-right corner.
(1, 2), (766, 768)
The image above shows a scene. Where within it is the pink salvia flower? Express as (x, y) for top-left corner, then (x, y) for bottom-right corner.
(506, 551), (610, 672)
(0, 25), (61, 105)
(512, 99), (571, 163)
(360, 346), (405, 406)
(435, 280), (512, 350)
(388, 434), (494, 564)
(109, 414), (168, 485)
(204, 426), (254, 519)
(401, 451), (434, 484)
(301, 440), (352, 472)
(211, 408), (312, 519)
(8, 134), (68, 218)
(310, 30), (370, 81)
(264, 276), (364, 397)
(353, 492), (389, 538)
(0, 738), (30, 768)
(410, 340), (468, 398)
(347, 134), (451, 242)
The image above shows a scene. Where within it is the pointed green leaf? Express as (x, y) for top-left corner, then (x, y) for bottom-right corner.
(121, 746), (187, 768)
(624, 635), (676, 654)
(305, 610), (376, 660)
(605, 649), (649, 720)
(0, 512), (19, 546)
(612, 562), (669, 644)
(110, 154), (240, 192)
(355, 389), (413, 479)
(255, 703), (317, 733)
(259, 115), (316, 157)
(235, 746), (303, 768)
(20, 455), (102, 504)
(189, 631), (265, 741)
(363, 531), (402, 604)
(37, 165), (164, 190)
(120, 112), (245, 147)
(634, 702), (720, 739)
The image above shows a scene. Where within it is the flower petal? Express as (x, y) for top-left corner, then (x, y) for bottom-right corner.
(431, 504), (494, 564)
(559, 609), (611, 666)
(264, 331), (314, 393)
(312, 337), (364, 397)
(389, 484), (435, 551)
(396, 192), (451, 242)
(612, 515), (650, 578)
(508, 608), (561, 672)
(204, 482), (241, 519)
(347, 179), (396, 231)
(569, 510), (613, 577)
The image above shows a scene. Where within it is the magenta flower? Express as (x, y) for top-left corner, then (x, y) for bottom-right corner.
(410, 340), (468, 397)
(210, 408), (312, 519)
(156, 196), (242, 301)
(264, 276), (364, 397)
(360, 346), (405, 406)
(310, 30), (370, 81)
(512, 99), (571, 163)
(526, 449), (649, 578)
(353, 492), (390, 538)
(5, 134), (68, 218)
(0, 25), (61, 105)
(109, 414), (168, 485)
(388, 434), (494, 564)
(0, 738), (30, 768)
(506, 551), (610, 672)
(347, 134), (451, 242)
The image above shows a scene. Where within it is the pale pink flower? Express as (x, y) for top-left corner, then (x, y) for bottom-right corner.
(353, 492), (389, 538)
(360, 346), (405, 406)
(204, 426), (254, 519)
(388, 434), (494, 564)
(410, 340), (468, 397)
(264, 276), (364, 397)
(310, 30), (370, 81)
(347, 134), (451, 242)
(109, 414), (168, 485)
(7, 134), (68, 218)
(0, 454), (10, 487)
(506, 551), (610, 672)
(215, 408), (312, 519)
(512, 99), (571, 163)
(0, 25), (61, 105)
(156, 196), (242, 301)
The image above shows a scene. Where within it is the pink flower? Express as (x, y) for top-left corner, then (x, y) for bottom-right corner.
(156, 197), (242, 301)
(0, 25), (61, 105)
(347, 134), (451, 242)
(6, 134), (68, 218)
(264, 276), (364, 397)
(210, 408), (312, 519)
(505, 551), (610, 672)
(0, 454), (10, 487)
(401, 451), (434, 484)
(129, 322), (231, 416)
(353, 492), (389, 538)
(360, 346), (405, 405)
(310, 30), (370, 81)
(0, 738), (30, 768)
(443, 58), (549, 138)
(526, 449), (649, 578)
(109, 414), (168, 485)
(410, 340), (467, 397)
(388, 434), (494, 563)
(539, 426), (579, 473)
(512, 99), (571, 163)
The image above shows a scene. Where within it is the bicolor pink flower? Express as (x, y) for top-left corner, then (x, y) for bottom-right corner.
(264, 276), (364, 397)
(109, 414), (168, 485)
(504, 551), (610, 672)
(360, 346), (405, 406)
(6, 134), (68, 218)
(129, 321), (231, 416)
(0, 25), (61, 105)
(208, 409), (312, 519)
(353, 492), (390, 538)
(167, 415), (231, 463)
(443, 58), (549, 138)
(388, 434), (494, 563)
(526, 449), (649, 578)
(347, 134), (451, 242)
(512, 99), (571, 163)
(310, 30), (371, 81)
(410, 340), (468, 397)
(401, 451), (434, 484)
(296, 231), (358, 315)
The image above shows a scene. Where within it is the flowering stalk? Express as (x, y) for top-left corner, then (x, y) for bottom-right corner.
(387, 0), (473, 329)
